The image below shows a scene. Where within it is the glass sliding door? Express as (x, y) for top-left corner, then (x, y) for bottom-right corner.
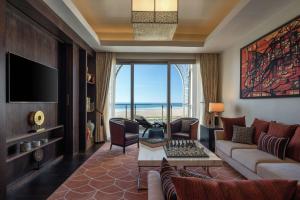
(113, 62), (193, 134)
(134, 64), (168, 123)
(114, 64), (131, 119)
(170, 64), (191, 121)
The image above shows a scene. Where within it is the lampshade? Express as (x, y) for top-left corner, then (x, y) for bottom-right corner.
(209, 103), (224, 113)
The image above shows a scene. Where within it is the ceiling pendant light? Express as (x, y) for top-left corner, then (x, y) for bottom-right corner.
(131, 0), (178, 40)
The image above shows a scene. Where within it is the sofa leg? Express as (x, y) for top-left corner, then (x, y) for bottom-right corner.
(137, 142), (139, 148)
(110, 143), (112, 150)
(123, 147), (125, 154)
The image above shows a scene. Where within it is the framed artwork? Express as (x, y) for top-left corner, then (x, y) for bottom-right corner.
(240, 16), (300, 99)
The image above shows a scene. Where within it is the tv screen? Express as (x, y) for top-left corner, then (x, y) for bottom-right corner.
(7, 53), (58, 103)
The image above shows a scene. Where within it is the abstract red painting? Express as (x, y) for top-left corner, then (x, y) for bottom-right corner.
(240, 16), (300, 98)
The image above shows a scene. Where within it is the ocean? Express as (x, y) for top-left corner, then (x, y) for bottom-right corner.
(115, 103), (184, 110)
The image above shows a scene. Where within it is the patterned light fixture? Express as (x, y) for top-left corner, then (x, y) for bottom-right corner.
(131, 0), (178, 40)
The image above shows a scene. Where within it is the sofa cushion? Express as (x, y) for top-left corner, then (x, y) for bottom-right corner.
(172, 176), (298, 200)
(232, 125), (254, 144)
(125, 132), (138, 140)
(160, 158), (179, 200)
(257, 132), (290, 159)
(231, 149), (294, 172)
(221, 116), (246, 140)
(251, 118), (270, 144)
(148, 171), (165, 200)
(216, 140), (257, 157)
(287, 127), (300, 162)
(257, 163), (300, 182)
(267, 122), (297, 139)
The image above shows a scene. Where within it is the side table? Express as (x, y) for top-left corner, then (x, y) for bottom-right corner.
(200, 125), (223, 152)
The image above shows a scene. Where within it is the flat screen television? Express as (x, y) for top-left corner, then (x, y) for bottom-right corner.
(6, 53), (58, 103)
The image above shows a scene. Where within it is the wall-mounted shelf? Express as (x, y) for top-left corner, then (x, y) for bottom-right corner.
(6, 125), (64, 163)
(6, 125), (64, 146)
(6, 137), (63, 163)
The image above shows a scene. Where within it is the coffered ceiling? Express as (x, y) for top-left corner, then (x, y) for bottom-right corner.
(71, 0), (240, 47)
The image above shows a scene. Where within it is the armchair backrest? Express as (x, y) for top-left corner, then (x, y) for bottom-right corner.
(109, 118), (126, 145)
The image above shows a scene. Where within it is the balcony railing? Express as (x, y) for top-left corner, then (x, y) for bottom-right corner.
(114, 103), (190, 122)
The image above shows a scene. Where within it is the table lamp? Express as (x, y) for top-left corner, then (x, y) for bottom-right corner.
(208, 103), (224, 127)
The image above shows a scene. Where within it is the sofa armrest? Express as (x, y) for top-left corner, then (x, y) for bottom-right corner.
(215, 130), (225, 141)
(148, 171), (164, 200)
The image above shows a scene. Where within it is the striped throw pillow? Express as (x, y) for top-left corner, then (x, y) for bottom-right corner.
(160, 158), (179, 200)
(257, 132), (289, 159)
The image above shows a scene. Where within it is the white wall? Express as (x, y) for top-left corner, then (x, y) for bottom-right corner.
(220, 0), (300, 125)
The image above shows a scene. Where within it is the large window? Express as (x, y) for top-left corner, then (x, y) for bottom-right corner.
(113, 62), (192, 126)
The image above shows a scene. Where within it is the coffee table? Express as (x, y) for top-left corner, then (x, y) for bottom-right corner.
(137, 141), (223, 190)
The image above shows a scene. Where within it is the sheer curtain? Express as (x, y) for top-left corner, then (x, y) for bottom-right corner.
(103, 55), (116, 141)
(191, 57), (204, 139)
(95, 52), (116, 142)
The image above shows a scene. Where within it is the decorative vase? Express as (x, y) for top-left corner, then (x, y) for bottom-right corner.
(87, 120), (95, 135)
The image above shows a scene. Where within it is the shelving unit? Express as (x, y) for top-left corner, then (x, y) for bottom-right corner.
(6, 125), (64, 163)
(79, 49), (97, 152)
(7, 137), (63, 163)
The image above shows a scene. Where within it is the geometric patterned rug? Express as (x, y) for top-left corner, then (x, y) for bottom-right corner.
(48, 143), (244, 200)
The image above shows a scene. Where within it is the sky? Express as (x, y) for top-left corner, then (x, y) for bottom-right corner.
(115, 64), (184, 103)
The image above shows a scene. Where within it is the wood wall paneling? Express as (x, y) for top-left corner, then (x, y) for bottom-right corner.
(5, 5), (58, 140)
(72, 43), (79, 154)
(0, 0), (7, 198)
(8, 0), (94, 55)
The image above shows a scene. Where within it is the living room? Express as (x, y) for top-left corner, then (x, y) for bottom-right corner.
(0, 0), (300, 199)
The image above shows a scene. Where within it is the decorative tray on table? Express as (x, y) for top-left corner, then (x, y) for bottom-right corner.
(163, 140), (209, 158)
(140, 138), (167, 148)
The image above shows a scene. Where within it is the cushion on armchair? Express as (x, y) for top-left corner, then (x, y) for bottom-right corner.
(172, 177), (298, 200)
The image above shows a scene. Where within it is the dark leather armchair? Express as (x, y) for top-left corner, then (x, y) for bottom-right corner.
(109, 118), (139, 153)
(170, 118), (199, 140)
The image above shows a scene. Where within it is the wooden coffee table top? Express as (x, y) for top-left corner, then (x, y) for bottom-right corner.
(138, 141), (223, 168)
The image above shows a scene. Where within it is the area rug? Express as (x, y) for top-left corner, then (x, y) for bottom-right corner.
(48, 143), (244, 200)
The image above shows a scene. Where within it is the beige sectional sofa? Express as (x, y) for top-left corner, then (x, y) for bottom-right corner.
(215, 130), (300, 182)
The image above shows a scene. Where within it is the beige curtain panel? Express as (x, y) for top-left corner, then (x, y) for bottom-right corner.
(199, 53), (219, 126)
(95, 52), (113, 142)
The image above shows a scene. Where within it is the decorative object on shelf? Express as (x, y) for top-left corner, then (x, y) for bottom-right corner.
(208, 102), (224, 127)
(163, 140), (209, 158)
(87, 120), (95, 136)
(86, 127), (91, 142)
(86, 97), (91, 112)
(28, 110), (45, 133)
(131, 0), (178, 40)
(20, 141), (31, 152)
(31, 140), (41, 148)
(41, 138), (48, 144)
(86, 73), (92, 82)
(140, 138), (167, 148)
(33, 149), (44, 169)
(240, 15), (300, 99)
